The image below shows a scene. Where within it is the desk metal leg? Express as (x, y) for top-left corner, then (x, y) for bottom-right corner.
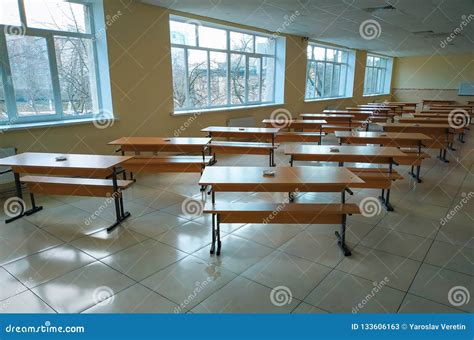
(107, 167), (131, 232)
(6, 173), (43, 223)
(335, 190), (351, 256)
(210, 190), (216, 254)
(216, 214), (221, 256)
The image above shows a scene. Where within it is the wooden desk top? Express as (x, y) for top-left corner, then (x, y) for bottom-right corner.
(335, 131), (432, 141)
(108, 137), (211, 146)
(284, 145), (406, 158)
(361, 104), (399, 108)
(0, 152), (132, 169)
(324, 110), (375, 115)
(199, 166), (364, 186)
(377, 123), (454, 129)
(300, 113), (354, 118)
(262, 119), (327, 125)
(345, 107), (390, 112)
(423, 99), (455, 103)
(398, 117), (449, 122)
(201, 126), (280, 134)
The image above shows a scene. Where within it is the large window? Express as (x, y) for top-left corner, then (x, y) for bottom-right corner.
(305, 44), (355, 100)
(364, 55), (393, 95)
(0, 0), (112, 128)
(170, 16), (284, 113)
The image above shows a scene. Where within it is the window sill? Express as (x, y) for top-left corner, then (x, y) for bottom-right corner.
(0, 117), (116, 132)
(304, 96), (353, 103)
(363, 93), (390, 97)
(172, 102), (284, 116)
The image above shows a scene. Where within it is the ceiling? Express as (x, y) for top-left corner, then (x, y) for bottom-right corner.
(141, 0), (474, 57)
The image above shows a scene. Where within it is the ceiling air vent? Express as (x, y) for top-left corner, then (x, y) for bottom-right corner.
(412, 30), (460, 38)
(363, 5), (398, 15)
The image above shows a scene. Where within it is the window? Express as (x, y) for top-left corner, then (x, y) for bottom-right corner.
(364, 55), (393, 95)
(0, 0), (112, 128)
(305, 44), (355, 100)
(169, 16), (284, 113)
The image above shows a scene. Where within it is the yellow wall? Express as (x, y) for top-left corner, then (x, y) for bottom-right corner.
(1, 0), (390, 154)
(392, 54), (474, 104)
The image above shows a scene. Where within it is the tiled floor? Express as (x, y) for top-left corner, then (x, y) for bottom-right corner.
(0, 131), (472, 314)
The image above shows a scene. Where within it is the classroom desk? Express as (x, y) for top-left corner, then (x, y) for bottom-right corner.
(262, 119), (327, 131)
(300, 113), (354, 123)
(201, 126), (280, 166)
(422, 99), (455, 108)
(397, 117), (453, 124)
(199, 165), (364, 255)
(346, 107), (390, 112)
(0, 152), (132, 225)
(201, 126), (279, 144)
(109, 137), (211, 156)
(284, 145), (406, 210)
(324, 110), (375, 114)
(334, 131), (432, 148)
(335, 131), (432, 182)
(377, 123), (460, 162)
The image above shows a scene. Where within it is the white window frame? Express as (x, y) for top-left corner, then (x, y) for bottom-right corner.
(0, 0), (112, 128)
(363, 54), (393, 96)
(170, 15), (285, 114)
(305, 43), (355, 101)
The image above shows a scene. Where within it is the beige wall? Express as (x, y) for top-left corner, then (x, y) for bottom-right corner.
(1, 0), (390, 154)
(392, 54), (474, 104)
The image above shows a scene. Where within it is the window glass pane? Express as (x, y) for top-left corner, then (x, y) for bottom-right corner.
(332, 64), (340, 97)
(314, 47), (325, 60)
(323, 63), (333, 97)
(7, 35), (55, 117)
(248, 57), (261, 102)
(339, 64), (347, 97)
(199, 26), (226, 49)
(307, 45), (312, 59)
(365, 67), (372, 93)
(367, 56), (373, 66)
(170, 20), (196, 46)
(230, 53), (246, 104)
(171, 47), (186, 110)
(230, 32), (253, 52)
(261, 57), (274, 102)
(210, 51), (227, 106)
(371, 67), (377, 93)
(306, 62), (316, 99)
(378, 69), (384, 92)
(55, 37), (97, 116)
(0, 0), (21, 26)
(255, 36), (274, 55)
(188, 49), (208, 108)
(24, 0), (89, 33)
(326, 49), (335, 61)
(0, 68), (6, 120)
(315, 62), (324, 97)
